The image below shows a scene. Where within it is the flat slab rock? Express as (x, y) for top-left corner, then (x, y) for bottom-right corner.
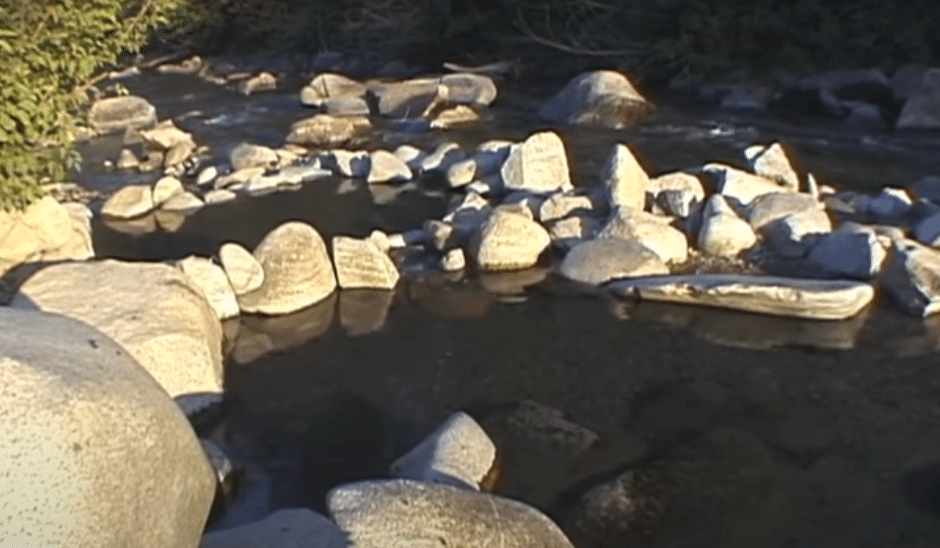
(328, 479), (575, 548)
(608, 274), (874, 320)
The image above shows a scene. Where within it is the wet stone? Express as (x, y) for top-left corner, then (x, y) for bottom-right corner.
(332, 236), (400, 290)
(339, 289), (394, 336)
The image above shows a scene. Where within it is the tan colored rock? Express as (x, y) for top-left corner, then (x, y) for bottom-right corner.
(301, 73), (368, 107)
(139, 120), (195, 151)
(219, 242), (265, 295)
(0, 307), (215, 548)
(367, 150), (412, 183)
(745, 142), (800, 191)
(471, 208), (551, 270)
(600, 144), (648, 210)
(230, 142), (279, 171)
(372, 78), (445, 118)
(697, 194), (757, 257)
(152, 176), (184, 206)
(500, 131), (572, 194)
(430, 105), (481, 129)
(559, 237), (669, 286)
(332, 236), (400, 290)
(100, 184), (155, 219)
(238, 222), (337, 315)
(87, 95), (157, 134)
(177, 256), (240, 320)
(0, 196), (94, 276)
(287, 114), (367, 147)
(160, 191), (204, 213)
(11, 260), (224, 404)
(599, 207), (689, 264)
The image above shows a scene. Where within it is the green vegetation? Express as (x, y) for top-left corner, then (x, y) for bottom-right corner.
(0, 0), (200, 211)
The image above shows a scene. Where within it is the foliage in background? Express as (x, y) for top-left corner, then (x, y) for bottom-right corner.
(0, 0), (202, 211)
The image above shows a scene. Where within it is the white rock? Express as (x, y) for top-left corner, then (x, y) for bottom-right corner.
(368, 150), (412, 183)
(697, 194), (757, 257)
(471, 208), (551, 270)
(609, 274), (875, 320)
(0, 307), (215, 548)
(446, 158), (477, 188)
(808, 230), (887, 279)
(230, 142), (278, 171)
(441, 248), (466, 271)
(744, 142), (800, 191)
(882, 238), (940, 316)
(390, 411), (498, 490)
(101, 184), (155, 218)
(327, 149), (370, 178)
(500, 131), (571, 194)
(177, 256), (240, 320)
(598, 207), (689, 264)
(203, 189), (236, 205)
(332, 236), (400, 290)
(600, 144), (647, 210)
(237, 222), (337, 315)
(152, 176), (184, 206)
(161, 191), (204, 213)
(12, 260), (224, 404)
(559, 237), (668, 286)
(0, 196), (94, 276)
(87, 95), (157, 134)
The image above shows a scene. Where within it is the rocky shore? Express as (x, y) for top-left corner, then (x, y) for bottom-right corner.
(3, 53), (940, 546)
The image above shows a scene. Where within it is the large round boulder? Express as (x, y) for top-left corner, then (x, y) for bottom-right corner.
(0, 196), (94, 277)
(538, 70), (654, 129)
(0, 307), (216, 547)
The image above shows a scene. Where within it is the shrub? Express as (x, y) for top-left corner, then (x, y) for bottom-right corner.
(0, 0), (199, 211)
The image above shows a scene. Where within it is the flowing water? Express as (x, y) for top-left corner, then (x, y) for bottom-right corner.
(78, 70), (940, 546)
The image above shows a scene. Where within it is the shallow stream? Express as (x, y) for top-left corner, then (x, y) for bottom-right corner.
(79, 69), (940, 547)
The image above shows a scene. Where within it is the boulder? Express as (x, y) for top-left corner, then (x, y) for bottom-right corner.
(300, 73), (367, 107)
(287, 114), (366, 147)
(237, 222), (337, 315)
(332, 236), (400, 290)
(101, 184), (155, 219)
(219, 242), (265, 295)
(139, 120), (195, 151)
(897, 68), (940, 131)
(500, 131), (572, 194)
(538, 70), (654, 128)
(0, 307), (216, 548)
(881, 238), (940, 316)
(808, 230), (887, 279)
(177, 256), (240, 320)
(11, 260), (224, 406)
(559, 238), (668, 286)
(367, 149), (412, 183)
(320, 95), (371, 116)
(471, 207), (551, 270)
(230, 143), (279, 171)
(164, 140), (195, 169)
(0, 196), (94, 276)
(328, 479), (575, 548)
(868, 187), (913, 220)
(697, 195), (757, 257)
(201, 508), (347, 548)
(390, 411), (499, 490)
(598, 207), (689, 264)
(761, 210), (832, 258)
(747, 191), (828, 231)
(371, 79), (445, 118)
(609, 274), (874, 320)
(744, 142), (800, 190)
(599, 144), (647, 210)
(203, 189), (236, 205)
(87, 95), (157, 134)
(152, 176), (184, 206)
(440, 72), (498, 106)
(701, 163), (789, 206)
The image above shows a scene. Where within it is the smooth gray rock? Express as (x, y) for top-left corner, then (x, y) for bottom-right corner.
(237, 222), (337, 315)
(559, 237), (668, 286)
(219, 242), (265, 295)
(744, 142), (800, 190)
(808, 230), (887, 279)
(12, 260), (224, 406)
(599, 144), (647, 211)
(101, 184), (155, 219)
(598, 207), (689, 264)
(701, 163), (789, 206)
(367, 149), (412, 183)
(500, 131), (572, 194)
(471, 207), (551, 271)
(328, 479), (576, 548)
(0, 308), (216, 548)
(538, 70), (654, 129)
(609, 274), (874, 320)
(390, 411), (498, 490)
(87, 95), (157, 134)
(897, 68), (940, 130)
(881, 238), (940, 316)
(747, 192), (829, 231)
(440, 72), (498, 106)
(177, 256), (240, 320)
(697, 194), (757, 257)
(332, 235), (400, 290)
(0, 196), (94, 276)
(371, 78), (444, 118)
(230, 142), (278, 171)
(300, 73), (367, 107)
(201, 508), (348, 548)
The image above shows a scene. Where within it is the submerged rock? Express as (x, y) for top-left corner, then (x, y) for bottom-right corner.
(0, 307), (216, 548)
(328, 479), (575, 548)
(538, 70), (654, 128)
(609, 274), (874, 320)
(238, 222), (337, 315)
